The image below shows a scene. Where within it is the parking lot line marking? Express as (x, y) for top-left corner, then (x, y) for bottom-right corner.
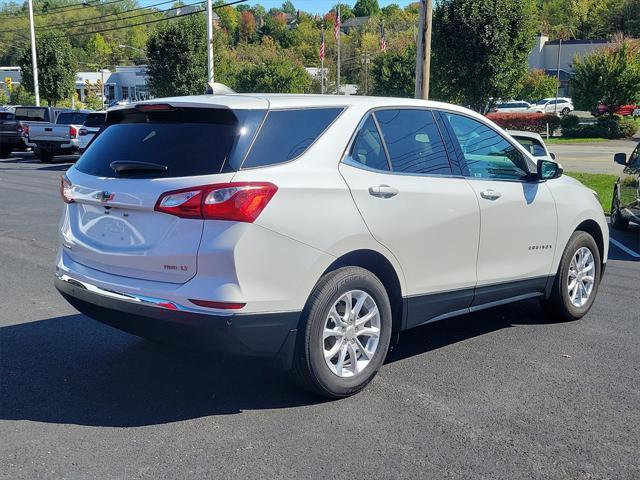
(610, 238), (640, 258)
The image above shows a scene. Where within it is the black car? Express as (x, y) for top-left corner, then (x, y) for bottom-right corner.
(612, 144), (640, 229)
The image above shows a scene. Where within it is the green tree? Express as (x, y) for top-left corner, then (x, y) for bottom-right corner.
(517, 69), (558, 101)
(332, 3), (355, 20)
(146, 15), (207, 97)
(432, 0), (537, 111)
(85, 33), (112, 68)
(19, 31), (77, 106)
(571, 39), (640, 116)
(235, 57), (312, 93)
(9, 85), (35, 106)
(281, 1), (296, 15)
(370, 46), (416, 97)
(0, 88), (8, 105)
(353, 0), (380, 17)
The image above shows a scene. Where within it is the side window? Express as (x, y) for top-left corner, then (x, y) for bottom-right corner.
(375, 109), (452, 175)
(348, 115), (389, 171)
(242, 108), (343, 169)
(445, 113), (529, 180)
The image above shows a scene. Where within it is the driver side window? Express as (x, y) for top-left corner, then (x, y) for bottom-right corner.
(445, 113), (529, 181)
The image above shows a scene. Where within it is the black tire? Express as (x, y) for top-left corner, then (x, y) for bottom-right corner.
(39, 151), (55, 163)
(0, 146), (11, 158)
(541, 231), (601, 321)
(290, 266), (392, 398)
(561, 107), (571, 116)
(611, 191), (629, 230)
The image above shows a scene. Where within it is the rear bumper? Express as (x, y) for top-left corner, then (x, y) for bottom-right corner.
(55, 274), (301, 367)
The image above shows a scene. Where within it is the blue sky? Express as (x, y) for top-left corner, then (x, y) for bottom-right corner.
(1, 0), (416, 15)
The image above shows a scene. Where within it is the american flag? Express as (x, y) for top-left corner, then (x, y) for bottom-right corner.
(320, 29), (325, 61)
(380, 21), (387, 52)
(334, 7), (341, 40)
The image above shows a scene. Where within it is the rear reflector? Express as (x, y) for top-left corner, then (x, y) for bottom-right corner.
(189, 299), (246, 310)
(60, 175), (74, 203)
(155, 182), (277, 222)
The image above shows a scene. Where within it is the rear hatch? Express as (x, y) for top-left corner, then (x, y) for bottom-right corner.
(62, 102), (267, 283)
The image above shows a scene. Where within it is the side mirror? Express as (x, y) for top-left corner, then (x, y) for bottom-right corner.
(614, 153), (627, 165)
(550, 152), (556, 160)
(537, 159), (563, 180)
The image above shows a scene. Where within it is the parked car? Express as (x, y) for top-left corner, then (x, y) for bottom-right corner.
(489, 101), (532, 113)
(530, 98), (574, 116)
(508, 130), (556, 162)
(27, 110), (90, 162)
(0, 110), (24, 158)
(13, 106), (64, 144)
(612, 143), (640, 229)
(78, 111), (107, 152)
(55, 95), (608, 398)
(593, 104), (637, 117)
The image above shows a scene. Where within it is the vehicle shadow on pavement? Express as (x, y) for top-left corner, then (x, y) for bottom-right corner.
(0, 300), (556, 427)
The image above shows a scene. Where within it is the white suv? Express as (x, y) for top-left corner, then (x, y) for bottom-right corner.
(55, 95), (608, 397)
(530, 97), (574, 115)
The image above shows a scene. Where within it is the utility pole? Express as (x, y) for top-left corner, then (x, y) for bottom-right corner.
(554, 38), (562, 115)
(414, 0), (432, 100)
(336, 4), (341, 95)
(27, 0), (40, 106)
(206, 0), (214, 83)
(362, 50), (369, 95)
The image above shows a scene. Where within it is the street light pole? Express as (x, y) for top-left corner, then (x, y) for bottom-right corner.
(206, 0), (214, 83)
(27, 0), (40, 106)
(415, 0), (432, 100)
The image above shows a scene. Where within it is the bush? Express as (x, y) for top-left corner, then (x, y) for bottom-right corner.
(485, 112), (560, 134)
(560, 114), (580, 130)
(562, 116), (638, 139)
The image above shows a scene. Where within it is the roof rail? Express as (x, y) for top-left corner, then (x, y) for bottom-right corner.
(204, 82), (236, 95)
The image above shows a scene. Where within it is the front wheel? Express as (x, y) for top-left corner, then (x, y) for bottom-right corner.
(541, 231), (601, 321)
(611, 192), (629, 230)
(561, 107), (571, 116)
(290, 266), (392, 398)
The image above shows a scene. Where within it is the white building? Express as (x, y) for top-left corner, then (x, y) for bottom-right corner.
(77, 66), (150, 103)
(528, 35), (612, 96)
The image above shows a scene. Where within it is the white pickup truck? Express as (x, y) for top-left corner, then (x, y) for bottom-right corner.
(27, 110), (91, 163)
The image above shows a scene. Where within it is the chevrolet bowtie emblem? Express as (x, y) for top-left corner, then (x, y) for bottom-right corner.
(95, 191), (115, 202)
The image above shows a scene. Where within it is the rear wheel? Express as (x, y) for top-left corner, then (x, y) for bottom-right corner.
(290, 266), (392, 398)
(541, 231), (601, 321)
(611, 192), (629, 230)
(561, 107), (571, 116)
(0, 145), (11, 158)
(38, 151), (54, 163)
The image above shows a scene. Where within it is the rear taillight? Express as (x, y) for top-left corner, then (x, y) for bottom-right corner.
(21, 124), (29, 137)
(69, 126), (78, 139)
(155, 182), (278, 222)
(60, 175), (74, 204)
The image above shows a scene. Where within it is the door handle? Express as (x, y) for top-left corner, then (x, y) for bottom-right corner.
(480, 189), (502, 200)
(368, 185), (399, 198)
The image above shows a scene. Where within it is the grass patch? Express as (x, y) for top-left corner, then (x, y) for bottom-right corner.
(545, 137), (609, 144)
(565, 171), (617, 213)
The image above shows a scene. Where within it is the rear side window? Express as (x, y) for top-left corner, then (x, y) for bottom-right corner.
(75, 107), (266, 178)
(14, 107), (48, 122)
(241, 108), (343, 169)
(375, 109), (452, 175)
(83, 113), (106, 127)
(56, 112), (89, 125)
(349, 115), (389, 171)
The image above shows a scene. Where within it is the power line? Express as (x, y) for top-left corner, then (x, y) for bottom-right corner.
(46, 0), (246, 39)
(0, 0), (200, 33)
(0, 0), (128, 18)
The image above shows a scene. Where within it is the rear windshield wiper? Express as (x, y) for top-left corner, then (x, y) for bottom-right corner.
(110, 161), (168, 174)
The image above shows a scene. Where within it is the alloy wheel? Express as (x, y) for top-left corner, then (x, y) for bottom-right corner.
(567, 246), (595, 308)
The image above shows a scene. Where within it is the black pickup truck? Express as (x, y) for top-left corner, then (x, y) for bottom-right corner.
(0, 110), (24, 158)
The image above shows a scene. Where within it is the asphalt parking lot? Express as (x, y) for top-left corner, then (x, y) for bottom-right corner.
(1, 152), (639, 480)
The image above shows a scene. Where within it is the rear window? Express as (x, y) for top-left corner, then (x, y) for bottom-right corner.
(14, 107), (48, 122)
(514, 137), (547, 157)
(241, 107), (343, 169)
(83, 113), (106, 127)
(75, 107), (266, 178)
(56, 112), (89, 125)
